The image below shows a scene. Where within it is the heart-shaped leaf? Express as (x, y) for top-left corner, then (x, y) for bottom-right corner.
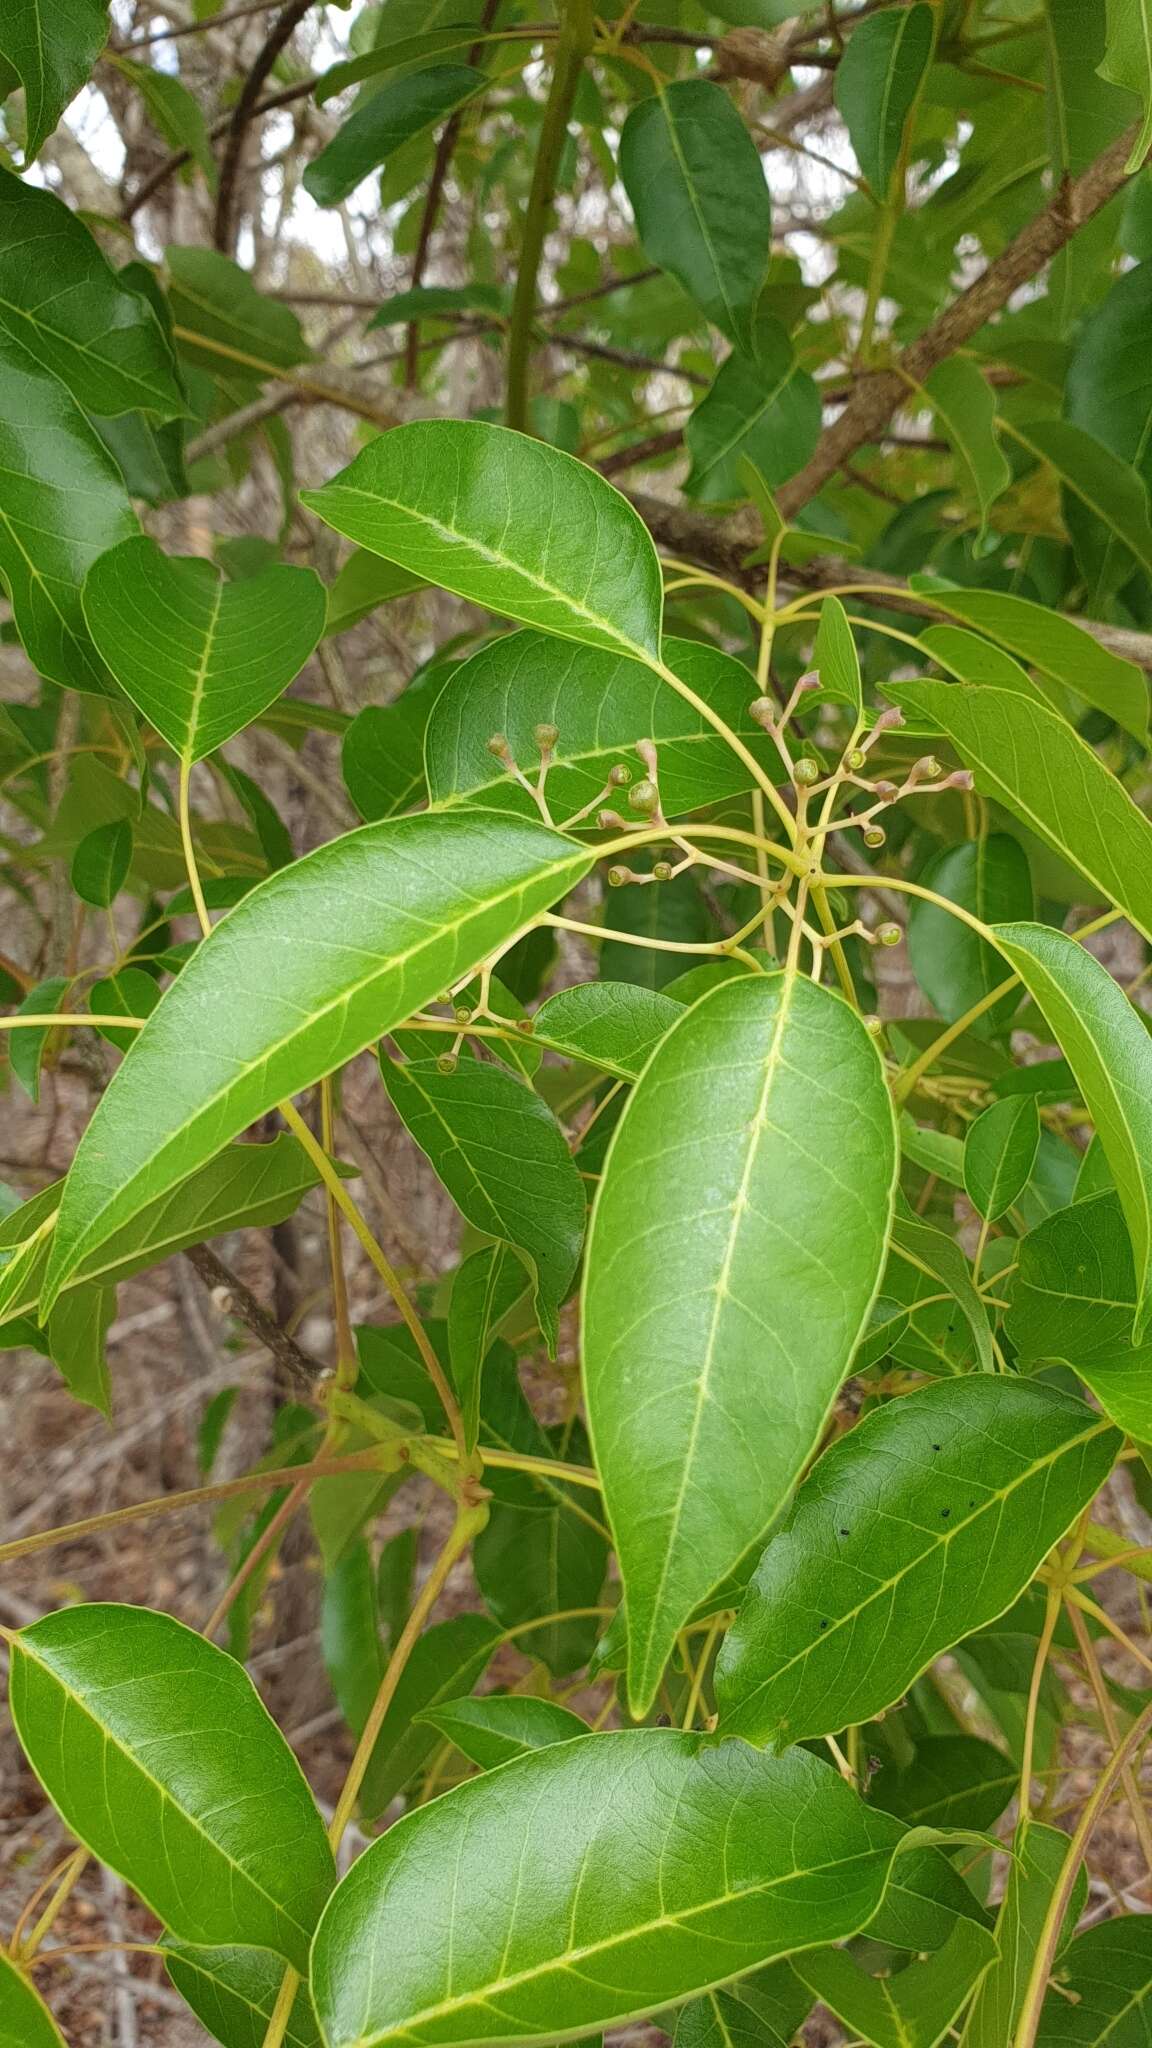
(584, 971), (897, 1716)
(83, 535), (326, 762)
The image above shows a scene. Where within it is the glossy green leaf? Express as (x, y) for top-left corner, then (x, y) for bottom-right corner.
(872, 1735), (1017, 1834)
(599, 868), (712, 993)
(532, 982), (682, 1080)
(961, 1822), (1068, 2047)
(42, 812), (591, 1312)
(302, 420), (663, 663)
(164, 1942), (322, 2048)
(796, 1918), (995, 2048)
(9, 1604), (335, 1969)
(425, 630), (778, 823)
(1007, 1191), (1152, 1439)
(417, 1692), (588, 1771)
(618, 79), (772, 356)
(0, 340), (137, 694)
(1035, 1913), (1152, 2042)
(912, 591), (1148, 742)
(0, 168), (183, 418)
(1006, 417), (1152, 589)
(715, 1378), (1119, 1748)
(9, 977), (67, 1103)
(0, 0), (108, 160)
(674, 1974), (810, 2048)
(888, 1213), (994, 1375)
(303, 67), (487, 208)
(473, 1428), (609, 1676)
(326, 550), (427, 636)
(448, 1242), (523, 1452)
(83, 536), (325, 763)
(367, 283), (508, 329)
(992, 922), (1152, 1338)
(0, 1134), (328, 1325)
(44, 1279), (114, 1414)
(685, 325), (821, 503)
(381, 1057), (584, 1350)
(925, 360), (1010, 536)
(1099, 0), (1152, 170)
(907, 835), (1032, 1032)
(834, 2), (934, 192)
(321, 1538), (384, 1737)
(310, 1731), (907, 2048)
(900, 1116), (966, 1188)
(359, 1613), (499, 1820)
(0, 1951), (65, 2048)
(964, 1095), (1040, 1222)
(584, 971), (897, 1716)
(887, 681), (1152, 941)
(343, 696), (432, 820)
(70, 816), (132, 907)
(812, 594), (863, 713)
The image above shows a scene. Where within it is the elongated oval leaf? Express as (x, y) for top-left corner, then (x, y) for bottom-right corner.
(964, 1095), (1040, 1222)
(796, 1918), (995, 2048)
(887, 680), (1152, 941)
(417, 1692), (588, 1771)
(715, 1378), (1119, 1749)
(685, 328), (821, 504)
(871, 1735), (1017, 1834)
(915, 589), (1148, 742)
(42, 812), (590, 1311)
(425, 630), (780, 821)
(618, 79), (772, 356)
(1006, 1190), (1135, 1365)
(1034, 1914), (1152, 2044)
(358, 1613), (499, 1820)
(0, 0), (109, 162)
(1007, 417), (1152, 590)
(584, 971), (898, 1717)
(303, 66), (487, 208)
(0, 167), (183, 418)
(83, 535), (326, 762)
(532, 982), (682, 1080)
(907, 834), (1033, 1032)
(9, 1604), (335, 1969)
(835, 2), (934, 192)
(310, 1731), (906, 2048)
(992, 922), (1152, 1338)
(164, 1943), (322, 2048)
(0, 1952), (66, 2048)
(302, 420), (663, 663)
(925, 359), (1010, 537)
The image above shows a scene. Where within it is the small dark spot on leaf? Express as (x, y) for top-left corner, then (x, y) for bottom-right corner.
(819, 1620), (829, 1630)
(931, 1443), (941, 1451)
(839, 1528), (850, 1537)
(941, 1507), (951, 1517)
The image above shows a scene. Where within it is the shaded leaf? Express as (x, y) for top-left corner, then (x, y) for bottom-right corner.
(912, 589), (1148, 743)
(812, 594), (862, 714)
(71, 817), (132, 907)
(532, 982), (682, 1080)
(685, 325), (821, 503)
(417, 1692), (588, 1771)
(964, 1095), (1040, 1222)
(925, 360), (1010, 537)
(321, 1539), (384, 1737)
(1036, 1913), (1152, 2042)
(961, 1822), (1068, 2046)
(0, 0), (109, 160)
(835, 3), (934, 192)
(448, 1242), (523, 1453)
(359, 1613), (499, 1820)
(303, 67), (487, 208)
(795, 1918), (995, 2048)
(872, 1735), (1017, 1834)
(164, 1942), (321, 2048)
(9, 977), (68, 1104)
(0, 1951), (66, 2047)
(907, 835), (1033, 1033)
(1099, 0), (1152, 170)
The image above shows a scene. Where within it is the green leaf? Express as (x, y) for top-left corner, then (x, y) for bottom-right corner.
(0, 341), (138, 694)
(367, 282), (508, 329)
(674, 1975), (810, 2048)
(900, 1116), (966, 1188)
(425, 629), (778, 823)
(45, 1280), (114, 1414)
(380, 1057), (585, 1351)
(0, 1951), (66, 2048)
(1009, 1192), (1152, 1438)
(473, 1427), (609, 1675)
(9, 1604), (335, 1969)
(325, 549), (427, 636)
(321, 1538), (384, 1737)
(359, 1613), (499, 1820)
(964, 1095), (1040, 1222)
(115, 55), (218, 189)
(377, 1524), (419, 1649)
(907, 835), (1033, 1033)
(1036, 1914), (1152, 2043)
(417, 1692), (589, 1771)
(532, 982), (682, 1080)
(871, 1735), (1018, 1834)
(887, 1213), (994, 1376)
(164, 1942), (322, 2048)
(83, 536), (325, 763)
(448, 1242), (523, 1452)
(343, 696), (431, 820)
(71, 817), (132, 907)
(992, 922), (1152, 1338)
(1004, 417), (1152, 589)
(0, 0), (108, 160)
(618, 79), (772, 356)
(913, 589), (1148, 743)
(0, 1134), (329, 1324)
(302, 419), (664, 663)
(42, 813), (591, 1313)
(584, 971), (897, 1716)
(715, 1378), (1119, 1748)
(0, 168), (183, 418)
(812, 594), (863, 714)
(924, 360), (1010, 537)
(1099, 0), (1152, 170)
(316, 29), (514, 103)
(310, 1732), (907, 2048)
(166, 246), (309, 392)
(795, 1918), (996, 2048)
(9, 977), (68, 1104)
(960, 1822), (1068, 2047)
(886, 681), (1152, 942)
(685, 325), (821, 503)
(834, 2), (935, 192)
(303, 66), (488, 208)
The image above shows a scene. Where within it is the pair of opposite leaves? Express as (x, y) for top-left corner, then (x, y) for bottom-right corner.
(50, 418), (1152, 1718)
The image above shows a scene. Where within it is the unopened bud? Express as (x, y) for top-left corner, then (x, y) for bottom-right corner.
(607, 762), (632, 787)
(437, 1053), (459, 1075)
(607, 865), (629, 888)
(486, 733), (512, 760)
(534, 721), (559, 750)
(847, 747), (867, 770)
(628, 777), (661, 816)
(862, 823), (886, 848)
(795, 669), (821, 695)
(876, 921), (902, 948)
(653, 860), (673, 882)
(916, 755), (943, 781)
(749, 696), (776, 728)
(597, 808), (629, 830)
(873, 779), (897, 799)
(793, 757), (820, 787)
(947, 768), (975, 791)
(635, 737), (659, 777)
(874, 706), (905, 733)
(863, 1014), (884, 1037)
(453, 1005), (472, 1025)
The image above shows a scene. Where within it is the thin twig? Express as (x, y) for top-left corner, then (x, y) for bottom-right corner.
(184, 1242), (325, 1393)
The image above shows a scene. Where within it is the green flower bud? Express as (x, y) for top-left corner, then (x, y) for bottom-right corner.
(862, 823), (886, 849)
(653, 860), (673, 882)
(534, 721), (559, 750)
(608, 762), (632, 787)
(876, 921), (902, 947)
(847, 747), (867, 770)
(793, 757), (820, 787)
(863, 1014), (884, 1037)
(627, 777), (661, 816)
(486, 733), (511, 759)
(437, 1053), (459, 1075)
(453, 1005), (472, 1025)
(607, 865), (629, 888)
